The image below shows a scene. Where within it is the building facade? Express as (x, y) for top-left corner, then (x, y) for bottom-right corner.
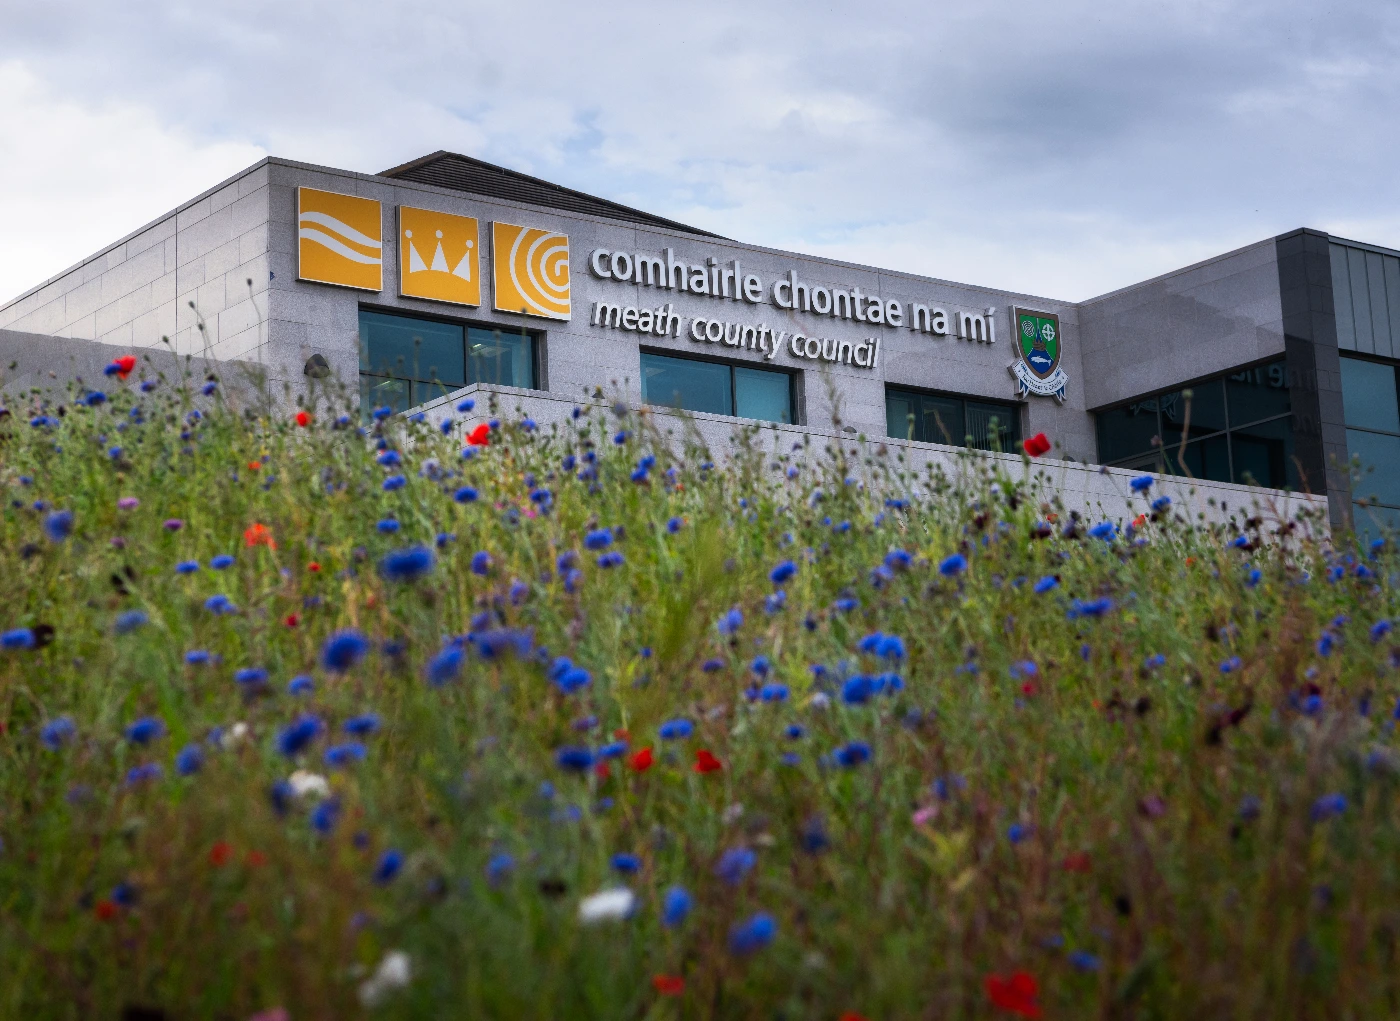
(2, 151), (1396, 531)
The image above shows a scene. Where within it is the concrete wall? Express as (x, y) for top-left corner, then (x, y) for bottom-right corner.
(1077, 238), (1287, 411)
(413, 381), (1328, 532)
(0, 163), (272, 365)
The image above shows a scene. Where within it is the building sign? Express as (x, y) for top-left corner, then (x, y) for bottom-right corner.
(493, 223), (570, 320)
(398, 207), (479, 306)
(297, 188), (382, 291)
(1008, 306), (1069, 401)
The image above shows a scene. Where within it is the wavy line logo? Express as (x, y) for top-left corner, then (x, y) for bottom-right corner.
(297, 188), (382, 291)
(492, 222), (570, 320)
(399, 206), (479, 306)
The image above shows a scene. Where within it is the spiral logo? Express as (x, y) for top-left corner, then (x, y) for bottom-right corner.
(493, 222), (570, 320)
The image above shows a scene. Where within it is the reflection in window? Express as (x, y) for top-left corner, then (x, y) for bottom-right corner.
(1094, 359), (1295, 489)
(884, 387), (1020, 453)
(1341, 355), (1400, 530)
(640, 351), (794, 425)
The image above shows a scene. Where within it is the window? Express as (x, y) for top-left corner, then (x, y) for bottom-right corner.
(639, 350), (796, 425)
(1341, 354), (1400, 531)
(358, 308), (536, 419)
(1094, 360), (1296, 489)
(884, 386), (1021, 453)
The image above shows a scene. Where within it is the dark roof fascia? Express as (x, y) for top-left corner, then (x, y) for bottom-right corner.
(379, 150), (726, 240)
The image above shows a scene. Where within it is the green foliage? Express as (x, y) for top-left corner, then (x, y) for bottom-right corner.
(0, 375), (1392, 1019)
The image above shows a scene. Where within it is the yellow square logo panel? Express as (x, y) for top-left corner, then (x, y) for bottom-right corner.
(493, 222), (570, 320)
(297, 188), (382, 291)
(398, 206), (480, 306)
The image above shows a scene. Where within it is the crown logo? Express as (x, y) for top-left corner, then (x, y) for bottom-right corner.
(398, 207), (481, 306)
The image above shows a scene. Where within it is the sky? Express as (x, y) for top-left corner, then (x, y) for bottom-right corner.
(2, 0), (1398, 305)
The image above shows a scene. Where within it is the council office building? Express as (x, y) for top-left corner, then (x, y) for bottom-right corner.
(2, 150), (1398, 531)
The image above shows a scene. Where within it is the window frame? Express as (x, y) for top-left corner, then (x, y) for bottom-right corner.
(357, 305), (542, 415)
(638, 347), (799, 426)
(883, 384), (1023, 453)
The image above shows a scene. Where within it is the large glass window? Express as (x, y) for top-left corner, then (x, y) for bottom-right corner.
(1341, 354), (1400, 530)
(885, 387), (1021, 453)
(640, 351), (795, 425)
(1094, 359), (1296, 489)
(358, 309), (537, 419)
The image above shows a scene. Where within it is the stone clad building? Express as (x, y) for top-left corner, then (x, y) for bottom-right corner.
(4, 150), (1398, 531)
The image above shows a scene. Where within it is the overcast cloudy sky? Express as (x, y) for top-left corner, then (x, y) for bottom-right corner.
(2, 0), (1397, 303)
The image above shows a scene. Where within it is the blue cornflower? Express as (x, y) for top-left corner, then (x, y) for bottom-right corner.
(842, 675), (875, 704)
(876, 634), (905, 660)
(486, 852), (514, 884)
(324, 741), (367, 767)
(234, 667), (269, 687)
(277, 715), (323, 756)
(40, 717), (76, 749)
(475, 628), (533, 660)
(885, 549), (913, 570)
(43, 510), (74, 542)
(1069, 950), (1101, 972)
(376, 519), (401, 534)
(751, 656), (770, 677)
(185, 649), (210, 665)
(454, 485), (478, 503)
(1311, 792), (1347, 822)
(175, 744), (203, 776)
(175, 560), (200, 574)
(658, 719), (694, 740)
(1088, 521), (1117, 541)
(471, 550), (492, 575)
(437, 532), (456, 548)
(200, 381), (217, 396)
(551, 658), (593, 694)
(1008, 822), (1032, 844)
(597, 551), (624, 569)
(1143, 653), (1166, 670)
(833, 741), (872, 767)
(765, 591), (787, 613)
(857, 632), (883, 654)
(666, 517), (683, 533)
(426, 645), (464, 686)
(1069, 598), (1113, 619)
(344, 713), (381, 736)
(611, 853), (642, 874)
(1317, 632), (1335, 657)
(373, 850), (403, 884)
(938, 553), (967, 576)
(760, 683), (789, 702)
(555, 746), (594, 772)
(1033, 576), (1058, 594)
(126, 762), (162, 786)
(311, 798), (340, 834)
(598, 741), (628, 758)
(382, 474), (407, 491)
(1151, 495), (1171, 512)
(702, 658), (723, 672)
(380, 544), (435, 582)
(1246, 568), (1262, 588)
(1220, 656), (1242, 673)
(377, 450), (402, 467)
(661, 886), (692, 927)
(1130, 475), (1153, 492)
(456, 398), (476, 413)
(834, 596), (858, 612)
(113, 610), (147, 634)
(288, 675), (315, 695)
(210, 554), (235, 570)
(785, 724), (805, 740)
(715, 847), (756, 885)
(769, 559), (797, 585)
(321, 630), (370, 672)
(125, 717), (164, 745)
(1371, 620), (1393, 643)
(584, 528), (613, 550)
(717, 607), (743, 635)
(729, 913), (776, 954)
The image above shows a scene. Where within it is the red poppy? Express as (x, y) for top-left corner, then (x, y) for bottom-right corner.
(294, 410), (311, 427)
(209, 841), (234, 867)
(466, 423), (491, 447)
(244, 523), (275, 549)
(284, 613), (300, 628)
(1061, 851), (1092, 873)
(629, 747), (654, 772)
(247, 461), (262, 471)
(94, 899), (119, 920)
(111, 354), (137, 380)
(984, 971), (1041, 1018)
(613, 728), (629, 741)
(1022, 433), (1051, 457)
(839, 1014), (870, 1021)
(594, 760), (611, 779)
(245, 849), (268, 868)
(1020, 681), (1036, 696)
(693, 749), (722, 774)
(307, 561), (321, 573)
(652, 975), (685, 996)
(1132, 513), (1147, 528)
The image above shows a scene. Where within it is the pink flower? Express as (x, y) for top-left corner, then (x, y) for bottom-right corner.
(117, 497), (139, 511)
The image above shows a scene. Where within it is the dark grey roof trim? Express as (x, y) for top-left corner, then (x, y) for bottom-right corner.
(379, 151), (724, 239)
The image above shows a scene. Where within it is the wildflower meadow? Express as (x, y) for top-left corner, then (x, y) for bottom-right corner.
(2, 356), (1396, 1019)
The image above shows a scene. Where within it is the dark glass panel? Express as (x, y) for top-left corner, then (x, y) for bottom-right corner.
(359, 375), (410, 423)
(1353, 502), (1400, 539)
(917, 394), (964, 446)
(966, 401), (1019, 453)
(1226, 361), (1290, 426)
(734, 366), (792, 424)
(1169, 433), (1231, 484)
(1232, 417), (1297, 490)
(1339, 356), (1400, 433)
(467, 327), (534, 388)
(886, 393), (915, 441)
(1096, 400), (1161, 463)
(1158, 379), (1227, 445)
(640, 352), (731, 416)
(1346, 429), (1400, 507)
(358, 310), (464, 385)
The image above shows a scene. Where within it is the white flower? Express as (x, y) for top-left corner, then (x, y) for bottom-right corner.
(288, 770), (330, 799)
(809, 692), (831, 710)
(220, 722), (249, 749)
(358, 950), (411, 1007)
(578, 887), (636, 924)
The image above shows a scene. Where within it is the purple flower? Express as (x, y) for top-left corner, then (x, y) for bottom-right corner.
(163, 519), (184, 531)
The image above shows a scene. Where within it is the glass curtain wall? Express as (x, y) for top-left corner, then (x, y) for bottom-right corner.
(1094, 360), (1296, 489)
(1340, 355), (1400, 531)
(884, 387), (1021, 453)
(639, 350), (796, 425)
(358, 309), (535, 420)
